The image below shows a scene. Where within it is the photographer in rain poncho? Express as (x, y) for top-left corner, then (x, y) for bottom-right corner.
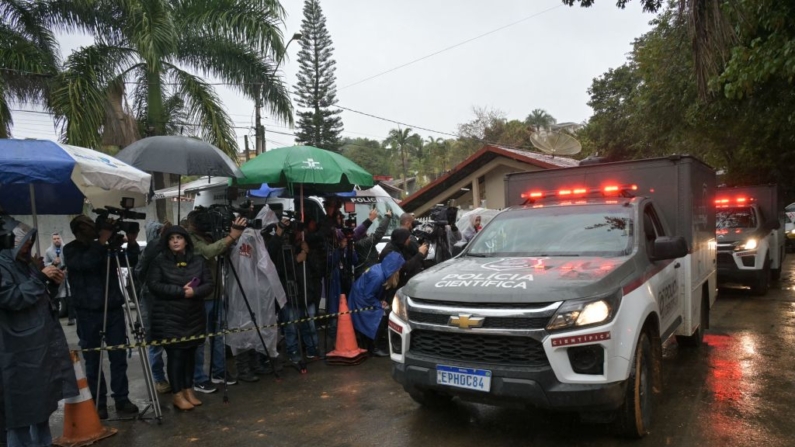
(226, 206), (287, 381)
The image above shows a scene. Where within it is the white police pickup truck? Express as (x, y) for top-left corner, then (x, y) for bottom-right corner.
(715, 185), (785, 295)
(388, 155), (717, 437)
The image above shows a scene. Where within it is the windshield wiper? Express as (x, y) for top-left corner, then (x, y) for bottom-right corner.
(538, 253), (581, 257)
(466, 253), (492, 258)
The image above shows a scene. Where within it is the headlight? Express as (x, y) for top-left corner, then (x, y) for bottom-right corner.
(546, 290), (622, 332)
(734, 238), (757, 251)
(392, 288), (409, 321)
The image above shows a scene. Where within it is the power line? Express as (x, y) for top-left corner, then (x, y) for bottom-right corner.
(335, 105), (458, 138)
(340, 4), (563, 90)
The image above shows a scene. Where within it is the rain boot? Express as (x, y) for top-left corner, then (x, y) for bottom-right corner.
(235, 350), (259, 382)
(253, 352), (270, 376)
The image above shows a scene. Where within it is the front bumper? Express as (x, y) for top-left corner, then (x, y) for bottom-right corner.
(392, 354), (627, 411)
(717, 250), (763, 283)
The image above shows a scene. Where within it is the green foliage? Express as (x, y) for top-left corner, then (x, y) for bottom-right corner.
(47, 0), (291, 157)
(580, 8), (795, 199)
(717, 0), (795, 102)
(294, 0), (343, 152)
(340, 137), (388, 176)
(0, 0), (61, 137)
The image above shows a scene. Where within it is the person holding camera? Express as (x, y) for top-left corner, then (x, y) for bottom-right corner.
(379, 228), (428, 303)
(354, 208), (393, 278)
(0, 219), (78, 447)
(185, 210), (247, 393)
(147, 226), (214, 411)
(64, 215), (139, 419)
(44, 232), (75, 326)
(267, 217), (320, 363)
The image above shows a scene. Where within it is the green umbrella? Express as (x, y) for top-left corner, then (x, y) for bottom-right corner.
(234, 145), (373, 192)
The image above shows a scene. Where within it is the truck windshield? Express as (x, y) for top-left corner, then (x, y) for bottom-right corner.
(466, 204), (633, 257)
(716, 206), (757, 229)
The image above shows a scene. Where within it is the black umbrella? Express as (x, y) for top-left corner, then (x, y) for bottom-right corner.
(116, 136), (244, 220)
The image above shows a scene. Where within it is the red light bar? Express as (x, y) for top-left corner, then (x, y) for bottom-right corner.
(573, 188), (588, 194)
(736, 197), (747, 203)
(558, 189), (572, 196)
(604, 186), (619, 193)
(521, 191), (544, 199)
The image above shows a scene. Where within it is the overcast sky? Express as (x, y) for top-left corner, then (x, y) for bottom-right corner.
(10, 0), (655, 150)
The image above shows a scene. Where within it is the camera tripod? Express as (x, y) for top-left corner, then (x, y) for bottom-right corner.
(207, 250), (283, 404)
(96, 246), (162, 423)
(277, 242), (313, 373)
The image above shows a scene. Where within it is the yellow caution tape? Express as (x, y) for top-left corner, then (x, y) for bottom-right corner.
(80, 306), (384, 352)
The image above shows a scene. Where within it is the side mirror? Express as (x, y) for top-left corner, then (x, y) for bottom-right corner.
(652, 236), (688, 261)
(452, 240), (468, 257)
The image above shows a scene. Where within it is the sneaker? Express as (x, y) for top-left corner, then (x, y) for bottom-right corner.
(97, 405), (109, 420)
(288, 351), (302, 364)
(155, 381), (171, 394)
(193, 381), (218, 394)
(211, 375), (237, 386)
(115, 399), (140, 414)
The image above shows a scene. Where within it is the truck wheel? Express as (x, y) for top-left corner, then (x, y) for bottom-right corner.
(750, 262), (770, 296)
(614, 332), (652, 438)
(675, 295), (707, 347)
(408, 389), (453, 408)
(771, 249), (783, 281)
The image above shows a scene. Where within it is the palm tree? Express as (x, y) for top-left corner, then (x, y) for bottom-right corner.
(48, 0), (293, 156)
(0, 0), (61, 138)
(385, 128), (412, 198)
(524, 108), (557, 133)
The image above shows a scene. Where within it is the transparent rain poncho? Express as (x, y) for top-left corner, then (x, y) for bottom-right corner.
(225, 205), (286, 356)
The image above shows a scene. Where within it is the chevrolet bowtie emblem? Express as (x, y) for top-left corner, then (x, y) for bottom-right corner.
(449, 314), (484, 329)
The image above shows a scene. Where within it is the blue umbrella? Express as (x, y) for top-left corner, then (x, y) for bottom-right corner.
(0, 139), (151, 252)
(247, 183), (286, 199)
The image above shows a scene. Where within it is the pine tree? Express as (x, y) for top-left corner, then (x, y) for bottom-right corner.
(294, 0), (343, 152)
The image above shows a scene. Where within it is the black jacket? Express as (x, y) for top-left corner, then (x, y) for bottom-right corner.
(354, 214), (392, 278)
(64, 240), (139, 311)
(147, 248), (213, 347)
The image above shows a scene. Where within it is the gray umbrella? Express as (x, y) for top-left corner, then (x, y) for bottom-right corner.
(116, 136), (244, 220)
(116, 136), (243, 177)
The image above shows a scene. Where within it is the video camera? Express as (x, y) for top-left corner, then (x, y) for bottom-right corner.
(263, 209), (303, 238)
(192, 200), (262, 240)
(411, 204), (459, 245)
(94, 198), (145, 247)
(340, 202), (357, 239)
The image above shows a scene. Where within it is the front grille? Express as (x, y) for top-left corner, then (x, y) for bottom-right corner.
(409, 330), (549, 367)
(717, 253), (735, 267)
(408, 311), (549, 330)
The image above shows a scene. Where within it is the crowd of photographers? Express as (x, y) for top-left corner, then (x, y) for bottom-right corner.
(0, 198), (476, 442)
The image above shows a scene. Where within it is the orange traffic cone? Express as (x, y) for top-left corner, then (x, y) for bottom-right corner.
(326, 294), (369, 365)
(54, 351), (118, 447)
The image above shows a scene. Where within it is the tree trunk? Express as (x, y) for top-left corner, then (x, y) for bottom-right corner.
(146, 67), (170, 222)
(400, 144), (408, 198)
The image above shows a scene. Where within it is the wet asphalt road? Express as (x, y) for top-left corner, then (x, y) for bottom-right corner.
(50, 257), (795, 447)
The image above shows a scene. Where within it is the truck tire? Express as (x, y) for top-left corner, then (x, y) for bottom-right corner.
(675, 295), (707, 347)
(750, 262), (770, 296)
(614, 332), (652, 438)
(408, 389), (453, 408)
(771, 248), (783, 281)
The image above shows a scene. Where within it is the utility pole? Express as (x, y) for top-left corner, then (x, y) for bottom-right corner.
(254, 85), (263, 155)
(244, 135), (250, 161)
